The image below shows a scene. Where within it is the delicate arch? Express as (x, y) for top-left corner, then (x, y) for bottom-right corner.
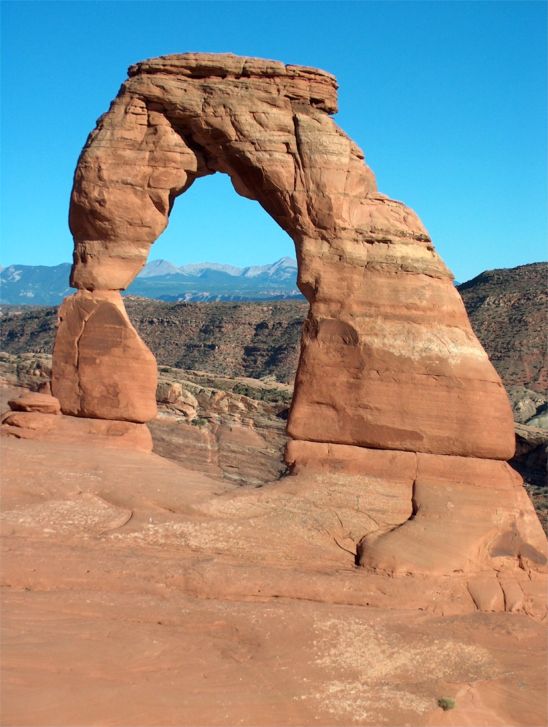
(46, 53), (548, 578)
(53, 53), (514, 461)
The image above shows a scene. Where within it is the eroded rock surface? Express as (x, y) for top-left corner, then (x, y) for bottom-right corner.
(7, 392), (60, 415)
(151, 367), (289, 484)
(0, 388), (152, 452)
(52, 290), (157, 422)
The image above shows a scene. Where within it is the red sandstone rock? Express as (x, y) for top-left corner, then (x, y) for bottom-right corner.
(1, 409), (152, 452)
(46, 53), (545, 586)
(8, 392), (60, 414)
(52, 290), (157, 422)
(357, 453), (548, 576)
(1, 436), (547, 727)
(1, 410), (58, 432)
(286, 439), (417, 479)
(288, 440), (547, 579)
(59, 52), (514, 461)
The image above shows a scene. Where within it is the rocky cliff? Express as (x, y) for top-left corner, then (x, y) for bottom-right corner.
(459, 262), (547, 394)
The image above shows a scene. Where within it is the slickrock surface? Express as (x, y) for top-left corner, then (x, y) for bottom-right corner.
(1, 435), (547, 726)
(287, 439), (547, 574)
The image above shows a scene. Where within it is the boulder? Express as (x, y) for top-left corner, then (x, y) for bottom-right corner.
(52, 290), (157, 422)
(8, 392), (60, 415)
(508, 385), (547, 425)
(156, 380), (198, 410)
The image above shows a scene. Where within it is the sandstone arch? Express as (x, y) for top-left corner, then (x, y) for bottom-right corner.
(51, 53), (546, 576)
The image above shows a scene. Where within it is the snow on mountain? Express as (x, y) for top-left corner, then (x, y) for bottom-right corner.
(177, 262), (242, 277)
(0, 258), (301, 305)
(241, 257), (297, 279)
(2, 265), (23, 283)
(138, 259), (181, 277)
(138, 257), (297, 280)
(0, 264), (74, 306)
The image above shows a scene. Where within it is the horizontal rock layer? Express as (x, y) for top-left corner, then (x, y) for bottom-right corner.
(1, 410), (152, 452)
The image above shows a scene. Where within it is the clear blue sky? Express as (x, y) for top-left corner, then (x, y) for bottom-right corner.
(1, 0), (546, 282)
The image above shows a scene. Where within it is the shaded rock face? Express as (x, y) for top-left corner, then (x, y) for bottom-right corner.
(48, 52), (546, 578)
(458, 263), (547, 394)
(151, 367), (290, 486)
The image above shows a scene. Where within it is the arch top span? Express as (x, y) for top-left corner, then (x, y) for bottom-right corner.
(127, 53), (340, 114)
(69, 51), (440, 294)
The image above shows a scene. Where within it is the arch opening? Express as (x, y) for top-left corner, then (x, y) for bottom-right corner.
(145, 172), (295, 274)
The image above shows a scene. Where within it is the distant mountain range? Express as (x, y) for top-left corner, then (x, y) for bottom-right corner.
(0, 257), (302, 305)
(0, 264), (74, 306)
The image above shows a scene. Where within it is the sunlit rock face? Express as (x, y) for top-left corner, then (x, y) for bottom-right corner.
(47, 53), (548, 579)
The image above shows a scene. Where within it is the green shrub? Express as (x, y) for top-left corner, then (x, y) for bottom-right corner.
(437, 698), (455, 711)
(232, 382), (291, 404)
(191, 417), (208, 427)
